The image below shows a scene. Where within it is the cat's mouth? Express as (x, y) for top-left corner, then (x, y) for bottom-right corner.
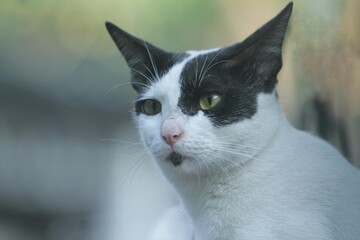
(167, 152), (184, 166)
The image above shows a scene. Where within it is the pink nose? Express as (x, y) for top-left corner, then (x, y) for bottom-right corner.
(161, 117), (184, 146)
(162, 131), (184, 146)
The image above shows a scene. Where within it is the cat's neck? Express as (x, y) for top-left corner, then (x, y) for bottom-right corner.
(166, 92), (290, 217)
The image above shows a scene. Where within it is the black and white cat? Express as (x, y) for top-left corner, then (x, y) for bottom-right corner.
(106, 3), (360, 240)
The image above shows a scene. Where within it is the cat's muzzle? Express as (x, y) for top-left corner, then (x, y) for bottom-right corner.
(167, 152), (184, 166)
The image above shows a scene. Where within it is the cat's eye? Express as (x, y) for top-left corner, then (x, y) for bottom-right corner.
(141, 99), (162, 115)
(199, 94), (222, 110)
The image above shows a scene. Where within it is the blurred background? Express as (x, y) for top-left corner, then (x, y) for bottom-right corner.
(0, 0), (359, 239)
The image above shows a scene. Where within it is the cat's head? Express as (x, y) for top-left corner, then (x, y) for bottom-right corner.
(106, 3), (292, 178)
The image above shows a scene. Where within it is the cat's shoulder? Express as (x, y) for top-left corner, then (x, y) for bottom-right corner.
(263, 123), (360, 183)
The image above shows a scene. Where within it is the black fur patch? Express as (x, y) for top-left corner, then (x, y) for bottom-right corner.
(177, 3), (292, 126)
(167, 152), (184, 166)
(178, 52), (262, 126)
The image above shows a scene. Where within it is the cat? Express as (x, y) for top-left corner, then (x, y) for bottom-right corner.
(106, 2), (360, 240)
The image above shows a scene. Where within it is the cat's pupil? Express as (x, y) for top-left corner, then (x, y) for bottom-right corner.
(207, 96), (213, 105)
(152, 101), (157, 111)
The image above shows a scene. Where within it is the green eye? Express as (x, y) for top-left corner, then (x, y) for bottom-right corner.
(199, 94), (222, 110)
(142, 99), (162, 115)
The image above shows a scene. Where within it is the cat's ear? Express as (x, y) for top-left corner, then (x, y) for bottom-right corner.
(223, 2), (293, 92)
(105, 22), (173, 93)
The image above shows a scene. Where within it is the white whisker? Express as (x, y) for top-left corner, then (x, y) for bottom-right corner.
(119, 150), (148, 188)
(98, 138), (141, 145)
(143, 41), (160, 81)
(129, 68), (153, 84)
(105, 82), (133, 95)
(198, 54), (209, 86)
(132, 55), (158, 82)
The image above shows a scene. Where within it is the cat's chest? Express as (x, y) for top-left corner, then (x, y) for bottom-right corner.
(193, 196), (261, 240)
(187, 178), (261, 239)
(183, 164), (291, 239)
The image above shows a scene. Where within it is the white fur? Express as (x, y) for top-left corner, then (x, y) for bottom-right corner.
(135, 51), (360, 240)
(151, 205), (194, 240)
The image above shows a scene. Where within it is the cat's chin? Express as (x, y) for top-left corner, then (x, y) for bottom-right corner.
(166, 151), (186, 167)
(161, 151), (202, 175)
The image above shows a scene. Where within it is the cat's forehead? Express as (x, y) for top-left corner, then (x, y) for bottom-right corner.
(144, 50), (218, 106)
(144, 59), (188, 108)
